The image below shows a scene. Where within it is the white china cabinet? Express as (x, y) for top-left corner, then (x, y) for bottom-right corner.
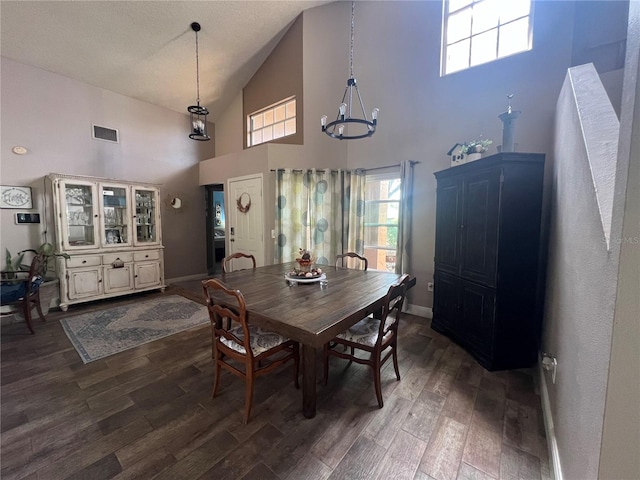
(48, 174), (165, 310)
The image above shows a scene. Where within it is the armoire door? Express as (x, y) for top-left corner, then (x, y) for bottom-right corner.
(459, 168), (501, 286)
(434, 176), (461, 276)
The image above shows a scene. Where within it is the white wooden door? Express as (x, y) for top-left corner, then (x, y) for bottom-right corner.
(227, 174), (264, 266)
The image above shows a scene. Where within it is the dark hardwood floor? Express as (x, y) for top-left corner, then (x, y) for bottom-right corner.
(1, 281), (550, 480)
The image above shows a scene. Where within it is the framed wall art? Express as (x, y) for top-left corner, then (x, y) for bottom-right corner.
(0, 185), (33, 209)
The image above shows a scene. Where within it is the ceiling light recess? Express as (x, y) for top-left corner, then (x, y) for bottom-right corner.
(188, 22), (210, 141)
(321, 1), (378, 140)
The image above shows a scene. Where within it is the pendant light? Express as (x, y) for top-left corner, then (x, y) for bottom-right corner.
(187, 22), (210, 141)
(321, 1), (378, 140)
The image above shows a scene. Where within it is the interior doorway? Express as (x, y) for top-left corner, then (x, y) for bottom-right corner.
(205, 184), (226, 275)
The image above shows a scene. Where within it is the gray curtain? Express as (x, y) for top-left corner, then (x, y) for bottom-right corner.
(396, 160), (415, 274)
(342, 169), (366, 258)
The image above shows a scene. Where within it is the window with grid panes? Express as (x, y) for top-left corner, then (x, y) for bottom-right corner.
(364, 173), (401, 272)
(442, 0), (533, 75)
(247, 97), (296, 147)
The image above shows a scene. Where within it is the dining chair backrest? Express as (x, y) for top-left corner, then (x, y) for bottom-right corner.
(375, 273), (410, 347)
(0, 252), (48, 334)
(202, 278), (253, 358)
(222, 252), (257, 273)
(335, 252), (368, 271)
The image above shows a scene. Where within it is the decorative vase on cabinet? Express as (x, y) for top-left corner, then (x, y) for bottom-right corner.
(47, 174), (165, 311)
(432, 152), (546, 370)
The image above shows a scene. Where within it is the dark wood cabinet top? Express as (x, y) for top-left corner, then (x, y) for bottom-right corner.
(434, 152), (545, 179)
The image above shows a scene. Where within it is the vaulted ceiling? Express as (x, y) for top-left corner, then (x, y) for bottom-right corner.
(0, 1), (332, 121)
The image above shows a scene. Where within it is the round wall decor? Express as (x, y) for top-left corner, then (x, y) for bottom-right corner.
(236, 192), (251, 213)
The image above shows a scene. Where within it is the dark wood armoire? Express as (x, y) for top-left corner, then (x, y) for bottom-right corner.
(432, 152), (546, 370)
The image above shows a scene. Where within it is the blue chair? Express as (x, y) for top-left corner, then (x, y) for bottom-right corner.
(1, 253), (47, 334)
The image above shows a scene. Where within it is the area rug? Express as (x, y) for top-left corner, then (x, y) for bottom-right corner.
(60, 295), (209, 363)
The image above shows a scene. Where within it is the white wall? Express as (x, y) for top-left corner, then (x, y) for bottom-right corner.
(0, 57), (215, 280)
(544, 65), (622, 480)
(598, 1), (640, 478)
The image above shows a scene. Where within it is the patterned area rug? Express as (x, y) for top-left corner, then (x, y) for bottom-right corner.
(61, 295), (209, 363)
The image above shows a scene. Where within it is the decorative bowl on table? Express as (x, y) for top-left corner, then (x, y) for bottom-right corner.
(288, 267), (323, 279)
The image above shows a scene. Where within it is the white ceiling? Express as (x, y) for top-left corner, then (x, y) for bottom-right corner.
(0, 1), (332, 122)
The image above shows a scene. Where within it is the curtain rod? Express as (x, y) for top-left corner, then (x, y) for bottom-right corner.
(270, 161), (419, 174)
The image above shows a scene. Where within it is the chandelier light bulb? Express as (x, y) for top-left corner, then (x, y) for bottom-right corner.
(339, 103), (347, 117)
(321, 115), (328, 127)
(193, 119), (205, 135)
(338, 124), (345, 136)
(372, 108), (379, 121)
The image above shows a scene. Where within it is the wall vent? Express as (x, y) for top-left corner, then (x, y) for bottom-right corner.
(92, 124), (119, 143)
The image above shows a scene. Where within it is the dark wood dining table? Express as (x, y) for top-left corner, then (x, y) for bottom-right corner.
(214, 261), (416, 418)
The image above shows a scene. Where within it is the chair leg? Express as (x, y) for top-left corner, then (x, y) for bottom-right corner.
(392, 345), (401, 381)
(373, 358), (384, 408)
(33, 292), (46, 322)
(211, 359), (222, 398)
(22, 302), (35, 335)
(243, 372), (254, 424)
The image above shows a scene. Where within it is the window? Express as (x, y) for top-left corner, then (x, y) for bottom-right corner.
(247, 97), (296, 147)
(364, 173), (401, 272)
(442, 0), (533, 75)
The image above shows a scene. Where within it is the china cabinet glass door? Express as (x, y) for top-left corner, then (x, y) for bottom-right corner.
(134, 187), (159, 245)
(60, 180), (99, 250)
(100, 183), (131, 247)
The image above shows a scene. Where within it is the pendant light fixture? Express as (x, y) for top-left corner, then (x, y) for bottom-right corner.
(187, 22), (210, 141)
(321, 1), (378, 140)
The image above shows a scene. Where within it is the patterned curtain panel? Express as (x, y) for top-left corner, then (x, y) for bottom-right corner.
(396, 160), (415, 274)
(343, 170), (366, 265)
(275, 169), (343, 265)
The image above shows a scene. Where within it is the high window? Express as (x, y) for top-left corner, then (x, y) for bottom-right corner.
(442, 0), (533, 75)
(364, 173), (400, 272)
(247, 97), (296, 147)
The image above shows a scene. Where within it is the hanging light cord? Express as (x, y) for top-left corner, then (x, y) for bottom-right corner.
(195, 27), (201, 105)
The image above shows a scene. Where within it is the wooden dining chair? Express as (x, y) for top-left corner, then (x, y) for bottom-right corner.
(222, 252), (256, 273)
(323, 273), (410, 408)
(202, 278), (300, 424)
(335, 252), (368, 271)
(0, 253), (48, 334)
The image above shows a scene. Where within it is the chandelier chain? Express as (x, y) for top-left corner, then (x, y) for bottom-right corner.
(195, 28), (200, 104)
(349, 1), (355, 78)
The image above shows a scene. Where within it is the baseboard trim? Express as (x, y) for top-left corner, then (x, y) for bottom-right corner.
(165, 273), (209, 285)
(538, 357), (563, 480)
(406, 304), (432, 319)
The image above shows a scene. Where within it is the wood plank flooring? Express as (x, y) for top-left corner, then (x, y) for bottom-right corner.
(1, 282), (550, 480)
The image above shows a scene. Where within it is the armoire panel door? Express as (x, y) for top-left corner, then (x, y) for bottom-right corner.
(459, 169), (501, 286)
(459, 279), (496, 359)
(434, 177), (461, 275)
(432, 270), (460, 333)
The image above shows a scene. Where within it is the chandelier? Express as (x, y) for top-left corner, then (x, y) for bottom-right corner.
(321, 1), (378, 140)
(187, 22), (210, 141)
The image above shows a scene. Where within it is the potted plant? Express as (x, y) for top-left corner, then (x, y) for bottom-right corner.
(460, 137), (493, 161)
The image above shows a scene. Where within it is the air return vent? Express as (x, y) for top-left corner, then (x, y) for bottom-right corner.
(92, 124), (119, 143)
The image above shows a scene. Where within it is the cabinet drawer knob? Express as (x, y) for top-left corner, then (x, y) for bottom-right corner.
(82, 260), (87, 264)
(145, 255), (149, 258)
